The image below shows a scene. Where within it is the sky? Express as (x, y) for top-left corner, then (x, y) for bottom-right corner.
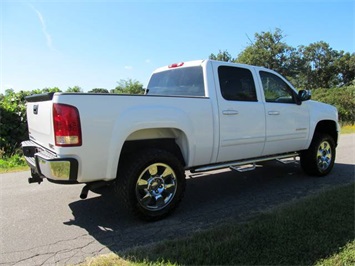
(1, 0), (354, 93)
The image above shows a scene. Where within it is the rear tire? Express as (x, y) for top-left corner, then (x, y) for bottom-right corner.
(115, 149), (185, 221)
(300, 133), (336, 176)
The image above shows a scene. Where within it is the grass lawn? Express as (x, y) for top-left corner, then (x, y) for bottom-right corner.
(0, 154), (28, 174)
(341, 124), (355, 134)
(82, 183), (355, 266)
(0, 164), (28, 173)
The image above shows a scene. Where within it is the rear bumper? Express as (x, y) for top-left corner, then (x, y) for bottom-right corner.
(21, 140), (78, 183)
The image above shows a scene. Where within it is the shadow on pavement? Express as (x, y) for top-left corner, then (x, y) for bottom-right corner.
(64, 161), (354, 262)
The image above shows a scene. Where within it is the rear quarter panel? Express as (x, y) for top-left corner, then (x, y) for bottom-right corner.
(53, 94), (215, 183)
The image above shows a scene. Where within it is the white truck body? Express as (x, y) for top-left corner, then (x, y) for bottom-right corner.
(22, 59), (339, 220)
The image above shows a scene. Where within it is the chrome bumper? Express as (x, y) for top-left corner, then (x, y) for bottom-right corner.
(22, 140), (78, 183)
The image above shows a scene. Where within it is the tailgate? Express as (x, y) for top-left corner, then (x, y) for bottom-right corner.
(26, 93), (55, 149)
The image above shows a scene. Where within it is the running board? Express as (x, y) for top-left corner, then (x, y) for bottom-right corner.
(276, 156), (299, 164)
(190, 152), (299, 173)
(230, 163), (256, 172)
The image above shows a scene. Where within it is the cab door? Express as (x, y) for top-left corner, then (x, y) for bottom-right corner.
(258, 70), (310, 156)
(214, 64), (266, 163)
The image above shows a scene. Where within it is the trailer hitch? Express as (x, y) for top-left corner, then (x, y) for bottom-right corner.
(80, 181), (112, 199)
(28, 170), (43, 184)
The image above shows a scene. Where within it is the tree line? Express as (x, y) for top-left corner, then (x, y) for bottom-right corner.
(1, 28), (354, 158)
(210, 28), (354, 89)
(12, 79), (145, 95)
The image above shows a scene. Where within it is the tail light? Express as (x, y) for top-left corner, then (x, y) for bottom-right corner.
(53, 103), (82, 146)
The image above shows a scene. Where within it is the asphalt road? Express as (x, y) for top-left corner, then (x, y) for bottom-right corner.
(1, 134), (354, 265)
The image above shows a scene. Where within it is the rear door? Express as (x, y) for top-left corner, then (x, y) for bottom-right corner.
(213, 63), (266, 162)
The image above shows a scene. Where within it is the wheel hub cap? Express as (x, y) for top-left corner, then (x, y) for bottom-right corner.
(148, 177), (165, 196)
(317, 141), (332, 171)
(136, 163), (177, 211)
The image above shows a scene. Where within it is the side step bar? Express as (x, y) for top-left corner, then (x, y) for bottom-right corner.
(190, 152), (299, 173)
(276, 156), (298, 164)
(230, 163), (256, 172)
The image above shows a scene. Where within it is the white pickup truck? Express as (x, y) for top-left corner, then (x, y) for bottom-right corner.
(22, 59), (339, 220)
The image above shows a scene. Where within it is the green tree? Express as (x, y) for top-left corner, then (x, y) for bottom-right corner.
(236, 28), (296, 78)
(111, 79), (144, 94)
(334, 51), (355, 86)
(211, 28), (353, 89)
(66, 86), (82, 93)
(31, 87), (62, 94)
(88, 88), (109, 93)
(298, 41), (341, 89)
(209, 50), (234, 62)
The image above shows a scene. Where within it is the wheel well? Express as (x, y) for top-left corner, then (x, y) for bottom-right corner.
(119, 138), (186, 166)
(314, 120), (338, 146)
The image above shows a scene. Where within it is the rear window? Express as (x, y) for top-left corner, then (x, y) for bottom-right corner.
(147, 66), (205, 97)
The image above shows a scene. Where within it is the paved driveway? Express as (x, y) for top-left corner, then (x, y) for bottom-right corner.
(1, 134), (354, 265)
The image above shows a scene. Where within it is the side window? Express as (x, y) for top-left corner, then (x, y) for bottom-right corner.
(260, 71), (296, 103)
(218, 66), (257, 102)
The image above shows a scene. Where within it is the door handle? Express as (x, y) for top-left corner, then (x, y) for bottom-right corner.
(222, 110), (239, 115)
(268, 111), (280, 115)
(33, 105), (39, 115)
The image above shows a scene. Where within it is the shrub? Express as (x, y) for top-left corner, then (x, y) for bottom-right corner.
(312, 85), (355, 124)
(0, 90), (30, 156)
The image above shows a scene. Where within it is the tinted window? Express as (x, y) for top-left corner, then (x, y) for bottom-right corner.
(218, 66), (257, 101)
(147, 66), (205, 97)
(260, 71), (296, 103)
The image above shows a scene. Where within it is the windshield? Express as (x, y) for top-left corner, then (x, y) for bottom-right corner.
(147, 66), (205, 97)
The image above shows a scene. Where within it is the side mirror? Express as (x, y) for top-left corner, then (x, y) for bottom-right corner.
(298, 90), (311, 101)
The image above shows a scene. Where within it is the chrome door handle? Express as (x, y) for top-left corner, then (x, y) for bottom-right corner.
(268, 111), (280, 115)
(222, 110), (239, 115)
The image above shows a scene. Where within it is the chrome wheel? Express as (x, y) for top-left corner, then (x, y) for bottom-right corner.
(136, 163), (177, 211)
(300, 133), (336, 176)
(316, 141), (332, 172)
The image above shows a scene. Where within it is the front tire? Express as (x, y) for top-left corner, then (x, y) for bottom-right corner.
(300, 133), (336, 176)
(115, 149), (186, 221)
